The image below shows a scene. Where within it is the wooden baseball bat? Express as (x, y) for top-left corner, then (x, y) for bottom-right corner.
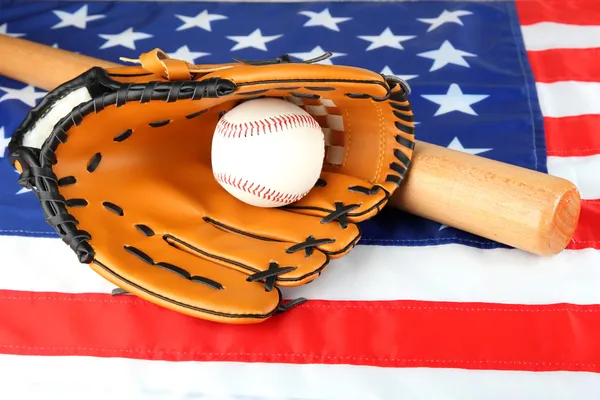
(0, 34), (581, 256)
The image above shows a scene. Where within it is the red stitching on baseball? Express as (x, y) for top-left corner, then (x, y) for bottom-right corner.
(215, 113), (321, 138)
(213, 172), (307, 204)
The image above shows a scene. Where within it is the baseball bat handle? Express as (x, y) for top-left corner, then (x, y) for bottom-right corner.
(0, 35), (120, 87)
(0, 35), (581, 256)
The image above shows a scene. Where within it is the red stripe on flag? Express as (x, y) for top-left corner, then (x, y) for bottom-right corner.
(568, 200), (600, 250)
(1, 291), (600, 372)
(516, 0), (600, 26)
(545, 115), (600, 157)
(527, 49), (600, 83)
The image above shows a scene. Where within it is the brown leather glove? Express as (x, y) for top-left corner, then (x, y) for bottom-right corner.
(8, 49), (415, 324)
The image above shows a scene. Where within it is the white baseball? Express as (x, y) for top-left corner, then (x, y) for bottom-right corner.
(211, 97), (325, 208)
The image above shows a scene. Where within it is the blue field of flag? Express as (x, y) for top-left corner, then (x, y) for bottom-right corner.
(0, 0), (545, 250)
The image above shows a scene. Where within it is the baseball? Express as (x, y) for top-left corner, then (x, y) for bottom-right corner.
(211, 97), (325, 208)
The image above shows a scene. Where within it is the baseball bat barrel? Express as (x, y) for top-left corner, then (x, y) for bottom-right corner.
(388, 140), (580, 256)
(0, 34), (581, 256)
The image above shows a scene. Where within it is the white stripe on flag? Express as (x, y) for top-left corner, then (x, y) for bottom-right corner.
(0, 236), (115, 293)
(547, 154), (600, 200)
(2, 235), (600, 305)
(536, 82), (600, 118)
(1, 354), (600, 400)
(521, 22), (600, 51)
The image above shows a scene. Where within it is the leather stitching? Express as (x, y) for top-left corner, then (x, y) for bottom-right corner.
(374, 101), (385, 183)
(341, 104), (351, 168)
(213, 172), (308, 204)
(214, 113), (321, 138)
(11, 68), (237, 264)
(94, 259), (284, 319)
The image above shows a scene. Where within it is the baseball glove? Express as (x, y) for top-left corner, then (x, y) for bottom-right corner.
(8, 49), (415, 324)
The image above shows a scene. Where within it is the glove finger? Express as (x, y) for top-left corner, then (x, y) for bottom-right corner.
(167, 223), (328, 288)
(279, 77), (415, 224)
(203, 177), (361, 258)
(285, 171), (392, 224)
(91, 233), (286, 324)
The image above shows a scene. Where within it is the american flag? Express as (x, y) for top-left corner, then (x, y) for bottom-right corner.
(1, 0), (599, 398)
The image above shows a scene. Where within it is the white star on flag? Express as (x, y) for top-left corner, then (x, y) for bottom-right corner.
(51, 5), (105, 29)
(421, 83), (489, 116)
(0, 23), (25, 37)
(175, 10), (228, 32)
(0, 85), (47, 107)
(99, 27), (153, 50)
(417, 9), (474, 32)
(167, 46), (210, 63)
(447, 137), (492, 155)
(13, 170), (31, 195)
(380, 66), (418, 82)
(358, 27), (416, 51)
(289, 46), (346, 64)
(226, 28), (283, 51)
(418, 40), (477, 72)
(49, 43), (80, 54)
(0, 127), (10, 159)
(298, 8), (352, 32)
